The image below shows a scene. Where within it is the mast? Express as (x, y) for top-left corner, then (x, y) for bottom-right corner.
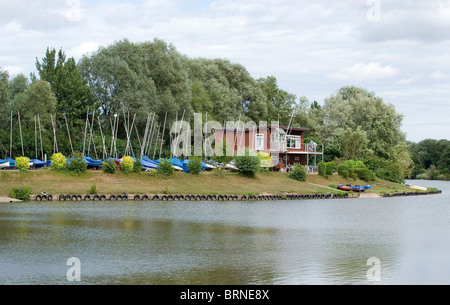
(18, 112), (24, 156)
(64, 115), (74, 156)
(159, 112), (167, 159)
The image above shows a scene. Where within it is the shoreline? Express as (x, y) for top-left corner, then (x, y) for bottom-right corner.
(25, 189), (441, 202)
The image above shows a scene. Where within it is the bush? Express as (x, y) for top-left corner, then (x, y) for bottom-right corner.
(351, 173), (358, 181)
(343, 160), (367, 169)
(51, 153), (66, 171)
(354, 168), (375, 182)
(120, 156), (134, 174)
(328, 183), (337, 188)
(325, 162), (335, 176)
(342, 170), (349, 179)
(88, 184), (97, 194)
(235, 152), (261, 178)
(9, 186), (32, 201)
(186, 158), (203, 175)
(67, 154), (87, 174)
(318, 162), (327, 177)
(133, 160), (142, 173)
(289, 164), (306, 181)
(102, 159), (117, 174)
(16, 157), (30, 172)
(157, 159), (174, 176)
(337, 164), (349, 176)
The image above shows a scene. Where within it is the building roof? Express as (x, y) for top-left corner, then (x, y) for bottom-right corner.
(214, 125), (310, 133)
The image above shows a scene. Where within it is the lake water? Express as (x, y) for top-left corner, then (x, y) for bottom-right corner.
(0, 180), (449, 285)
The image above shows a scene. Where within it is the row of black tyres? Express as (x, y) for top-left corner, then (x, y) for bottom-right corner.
(35, 192), (350, 201)
(382, 190), (442, 197)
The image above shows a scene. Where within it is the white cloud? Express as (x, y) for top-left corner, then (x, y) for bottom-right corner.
(329, 62), (397, 81)
(397, 77), (418, 85)
(0, 0), (449, 141)
(430, 70), (446, 80)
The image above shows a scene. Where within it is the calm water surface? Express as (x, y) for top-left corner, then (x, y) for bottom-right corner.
(0, 180), (449, 285)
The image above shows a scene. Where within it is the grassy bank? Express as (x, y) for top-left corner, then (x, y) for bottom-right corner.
(0, 168), (413, 197)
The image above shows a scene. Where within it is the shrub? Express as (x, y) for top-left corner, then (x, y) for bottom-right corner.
(157, 159), (174, 176)
(16, 157), (30, 172)
(120, 156), (134, 174)
(102, 159), (117, 174)
(343, 160), (366, 169)
(88, 184), (97, 195)
(351, 173), (358, 181)
(354, 168), (375, 182)
(337, 164), (349, 176)
(235, 153), (261, 178)
(186, 158), (203, 175)
(9, 186), (32, 201)
(325, 162), (335, 176)
(133, 159), (142, 173)
(67, 154), (87, 173)
(342, 170), (349, 179)
(51, 153), (66, 171)
(289, 164), (306, 181)
(318, 162), (327, 177)
(328, 183), (337, 188)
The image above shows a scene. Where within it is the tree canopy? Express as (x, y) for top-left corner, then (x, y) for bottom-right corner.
(0, 39), (445, 181)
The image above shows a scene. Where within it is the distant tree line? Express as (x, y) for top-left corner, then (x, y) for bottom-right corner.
(0, 38), (448, 181)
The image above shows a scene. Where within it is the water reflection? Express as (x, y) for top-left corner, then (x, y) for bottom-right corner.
(0, 180), (449, 284)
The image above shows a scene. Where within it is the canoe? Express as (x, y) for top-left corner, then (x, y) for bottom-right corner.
(337, 185), (352, 191)
(337, 185), (366, 192)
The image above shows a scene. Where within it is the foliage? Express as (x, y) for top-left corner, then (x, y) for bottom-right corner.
(337, 164), (349, 176)
(16, 157), (30, 172)
(289, 164), (306, 181)
(353, 168), (375, 182)
(157, 159), (174, 176)
(88, 184), (97, 195)
(133, 159), (142, 173)
(186, 158), (203, 175)
(318, 162), (327, 177)
(120, 156), (134, 174)
(343, 160), (367, 169)
(341, 170), (349, 179)
(36, 47), (93, 128)
(234, 151), (261, 178)
(51, 153), (66, 171)
(9, 186), (32, 201)
(102, 159), (117, 174)
(67, 154), (87, 173)
(328, 183), (337, 188)
(325, 162), (335, 176)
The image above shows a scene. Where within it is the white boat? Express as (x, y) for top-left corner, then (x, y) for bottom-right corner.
(0, 161), (9, 169)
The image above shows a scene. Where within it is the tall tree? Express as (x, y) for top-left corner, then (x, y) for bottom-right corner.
(36, 47), (93, 127)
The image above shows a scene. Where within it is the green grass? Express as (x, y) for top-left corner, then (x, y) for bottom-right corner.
(0, 168), (413, 196)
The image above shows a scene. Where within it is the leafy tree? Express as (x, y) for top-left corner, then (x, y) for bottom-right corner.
(36, 48), (93, 128)
(438, 146), (450, 174)
(0, 68), (9, 128)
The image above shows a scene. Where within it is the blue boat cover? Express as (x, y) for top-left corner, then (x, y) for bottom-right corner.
(182, 159), (206, 173)
(170, 157), (183, 168)
(85, 156), (103, 167)
(0, 158), (16, 167)
(30, 159), (45, 168)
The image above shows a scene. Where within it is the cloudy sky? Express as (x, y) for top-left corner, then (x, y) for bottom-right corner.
(1, 0), (449, 142)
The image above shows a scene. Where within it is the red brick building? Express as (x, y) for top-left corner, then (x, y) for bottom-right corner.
(214, 125), (323, 170)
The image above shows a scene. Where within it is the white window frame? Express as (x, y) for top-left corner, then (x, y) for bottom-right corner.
(286, 135), (302, 149)
(255, 134), (265, 151)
